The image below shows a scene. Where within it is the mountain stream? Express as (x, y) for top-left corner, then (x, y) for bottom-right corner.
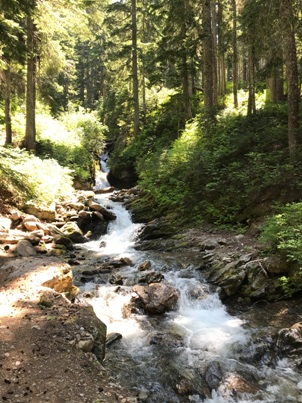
(77, 170), (302, 403)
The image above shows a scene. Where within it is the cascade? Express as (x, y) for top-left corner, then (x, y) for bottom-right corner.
(79, 158), (302, 403)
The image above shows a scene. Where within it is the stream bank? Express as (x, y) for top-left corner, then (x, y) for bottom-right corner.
(1, 186), (302, 402)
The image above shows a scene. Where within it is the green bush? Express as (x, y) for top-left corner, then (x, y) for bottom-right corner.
(261, 203), (302, 296)
(36, 110), (107, 183)
(261, 203), (302, 262)
(133, 103), (298, 224)
(0, 146), (74, 207)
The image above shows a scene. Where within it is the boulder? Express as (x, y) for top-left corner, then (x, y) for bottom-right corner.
(17, 240), (37, 257)
(42, 266), (73, 294)
(60, 222), (86, 243)
(23, 202), (56, 222)
(88, 200), (116, 220)
(137, 260), (151, 271)
(133, 283), (179, 314)
(204, 361), (223, 390)
(277, 322), (302, 356)
(204, 260), (247, 298)
(265, 254), (290, 274)
(138, 271), (164, 284)
(10, 210), (21, 221)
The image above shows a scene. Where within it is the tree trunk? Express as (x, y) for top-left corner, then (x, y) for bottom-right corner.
(4, 64), (12, 145)
(25, 15), (36, 152)
(247, 48), (256, 115)
(232, 0), (238, 108)
(267, 75), (284, 103)
(141, 55), (147, 126)
(202, 0), (215, 120)
(210, 0), (218, 106)
(280, 0), (300, 160)
(183, 56), (193, 120)
(131, 0), (140, 136)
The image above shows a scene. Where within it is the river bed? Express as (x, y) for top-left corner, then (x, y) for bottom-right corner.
(77, 182), (302, 402)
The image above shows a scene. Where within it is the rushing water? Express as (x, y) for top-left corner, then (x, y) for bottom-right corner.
(79, 171), (302, 403)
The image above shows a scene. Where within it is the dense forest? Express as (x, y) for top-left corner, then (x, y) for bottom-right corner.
(1, 1), (302, 291)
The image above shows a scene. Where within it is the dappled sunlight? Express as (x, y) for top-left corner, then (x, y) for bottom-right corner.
(220, 89), (267, 118)
(0, 257), (72, 320)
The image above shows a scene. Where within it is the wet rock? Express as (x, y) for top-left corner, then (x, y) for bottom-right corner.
(218, 372), (259, 397)
(172, 367), (210, 399)
(106, 332), (122, 346)
(133, 283), (179, 314)
(120, 257), (134, 266)
(204, 361), (223, 390)
(204, 260), (246, 298)
(242, 263), (270, 299)
(187, 283), (209, 301)
(138, 271), (164, 284)
(88, 200), (116, 220)
(277, 322), (302, 356)
(148, 332), (184, 348)
(137, 260), (151, 271)
(109, 273), (123, 285)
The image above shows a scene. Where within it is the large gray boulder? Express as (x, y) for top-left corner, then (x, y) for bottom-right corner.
(133, 283), (179, 314)
(17, 239), (37, 256)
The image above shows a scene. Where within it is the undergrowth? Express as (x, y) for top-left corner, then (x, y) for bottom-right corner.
(0, 147), (74, 207)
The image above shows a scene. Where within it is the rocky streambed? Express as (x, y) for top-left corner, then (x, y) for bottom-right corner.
(1, 187), (302, 402)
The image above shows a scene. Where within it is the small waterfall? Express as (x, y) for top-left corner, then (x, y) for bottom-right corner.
(80, 172), (302, 403)
(94, 151), (110, 190)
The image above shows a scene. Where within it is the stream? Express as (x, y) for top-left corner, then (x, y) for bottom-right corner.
(77, 169), (302, 403)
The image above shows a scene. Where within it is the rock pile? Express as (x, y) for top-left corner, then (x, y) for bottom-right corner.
(0, 190), (116, 258)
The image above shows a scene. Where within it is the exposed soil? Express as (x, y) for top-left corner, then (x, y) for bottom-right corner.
(0, 250), (138, 403)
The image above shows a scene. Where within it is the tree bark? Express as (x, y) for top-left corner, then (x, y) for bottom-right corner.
(232, 0), (238, 108)
(25, 15), (36, 152)
(4, 64), (12, 145)
(202, 0), (215, 120)
(131, 0), (140, 136)
(247, 47), (256, 115)
(210, 0), (218, 106)
(280, 0), (300, 160)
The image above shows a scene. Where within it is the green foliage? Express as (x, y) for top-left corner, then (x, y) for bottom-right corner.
(279, 270), (302, 298)
(261, 203), (302, 296)
(261, 203), (302, 262)
(108, 88), (185, 176)
(36, 110), (107, 183)
(121, 101), (302, 225)
(0, 146), (73, 207)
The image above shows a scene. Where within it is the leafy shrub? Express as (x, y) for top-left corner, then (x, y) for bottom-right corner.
(0, 146), (73, 207)
(134, 103), (297, 223)
(260, 203), (302, 262)
(36, 110), (107, 183)
(261, 203), (302, 296)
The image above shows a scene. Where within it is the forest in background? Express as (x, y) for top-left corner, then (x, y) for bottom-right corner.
(1, 0), (302, 292)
